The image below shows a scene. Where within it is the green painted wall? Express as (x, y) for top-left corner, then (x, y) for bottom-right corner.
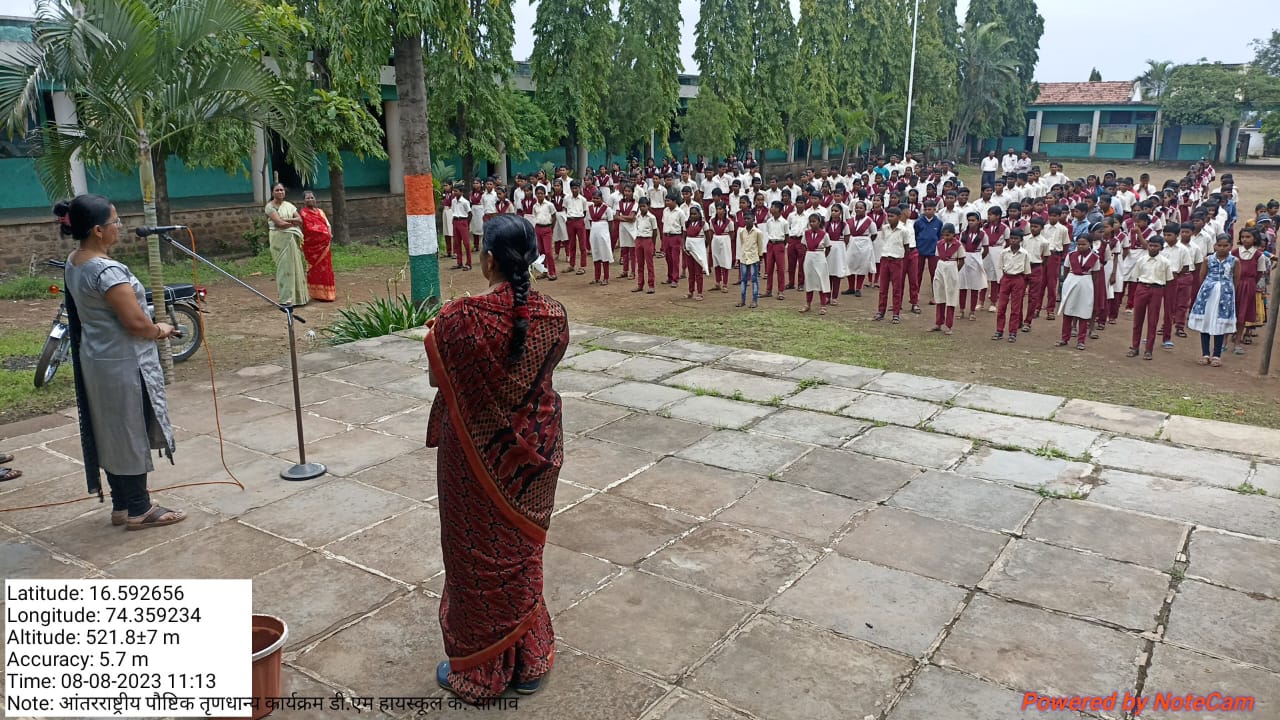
(1095, 143), (1136, 159)
(1, 158), (53, 209)
(1038, 142), (1093, 158)
(311, 151), (390, 190)
(1042, 110), (1095, 125)
(1177, 144), (1214, 161)
(86, 156), (252, 202)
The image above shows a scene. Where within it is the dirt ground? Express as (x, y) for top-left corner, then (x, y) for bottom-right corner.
(1, 160), (1277, 426)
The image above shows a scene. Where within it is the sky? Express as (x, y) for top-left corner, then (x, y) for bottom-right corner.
(0, 0), (1261, 83)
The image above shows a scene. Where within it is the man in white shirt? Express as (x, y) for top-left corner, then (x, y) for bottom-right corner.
(661, 195), (687, 287)
(631, 197), (659, 292)
(1001, 148), (1019, 175)
(764, 178), (783, 206)
(875, 207), (914, 321)
(1015, 152), (1032, 174)
(763, 203), (790, 298)
(938, 192), (963, 230)
(530, 186), (559, 280)
(980, 151), (1000, 189)
(1042, 162), (1069, 191)
(563, 181), (589, 273)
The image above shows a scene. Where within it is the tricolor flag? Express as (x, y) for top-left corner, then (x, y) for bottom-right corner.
(405, 173), (440, 303)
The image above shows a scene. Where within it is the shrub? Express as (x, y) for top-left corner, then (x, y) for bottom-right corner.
(0, 276), (59, 300)
(324, 294), (440, 344)
(243, 216), (269, 256)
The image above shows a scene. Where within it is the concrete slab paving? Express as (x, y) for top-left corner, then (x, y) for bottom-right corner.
(773, 554), (968, 656)
(956, 446), (1095, 494)
(687, 613), (914, 720)
(1186, 529), (1280, 599)
(555, 569), (752, 681)
(845, 425), (972, 469)
(6, 326), (1275, 719)
(937, 594), (1144, 699)
(1165, 580), (1280, 672)
(1094, 437), (1252, 487)
(930, 407), (1100, 459)
(888, 470), (1041, 532)
(862, 371), (967, 402)
(838, 507), (1009, 586)
(981, 539), (1171, 630)
(1142, 643), (1280, 720)
(642, 522), (819, 604)
(749, 408), (868, 448)
(676, 429), (809, 476)
(1053, 398), (1169, 437)
(778, 447), (922, 501)
(952, 384), (1066, 419)
(663, 366), (800, 403)
(560, 348), (630, 372)
(1089, 470), (1280, 540)
(839, 391), (942, 427)
(1161, 414), (1280, 461)
(1023, 499), (1190, 570)
(782, 359), (883, 388)
(662, 395), (776, 430)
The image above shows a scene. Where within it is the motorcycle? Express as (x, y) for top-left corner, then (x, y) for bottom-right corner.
(34, 259), (206, 388)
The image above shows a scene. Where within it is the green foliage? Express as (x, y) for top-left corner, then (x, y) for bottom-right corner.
(963, 0), (1044, 135)
(1162, 64), (1245, 127)
(242, 216), (269, 256)
(947, 21), (1019, 154)
(531, 0), (616, 155)
(742, 0), (796, 151)
(684, 0), (751, 154)
(302, 89), (388, 168)
(0, 329), (75, 423)
(324, 295), (441, 344)
(0, 275), (56, 300)
(1088, 67), (1102, 82)
(681, 93), (740, 160)
(506, 91), (560, 160)
(789, 0), (838, 145)
(606, 0), (683, 153)
(909, 0), (959, 147)
(1251, 30), (1280, 78)
(1137, 60), (1176, 102)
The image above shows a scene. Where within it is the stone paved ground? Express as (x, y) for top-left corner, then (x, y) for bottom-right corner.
(2, 324), (1280, 719)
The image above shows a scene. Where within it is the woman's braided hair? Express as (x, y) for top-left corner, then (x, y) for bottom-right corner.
(482, 214), (539, 365)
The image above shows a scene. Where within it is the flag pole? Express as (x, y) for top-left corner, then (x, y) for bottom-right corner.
(903, 0), (921, 158)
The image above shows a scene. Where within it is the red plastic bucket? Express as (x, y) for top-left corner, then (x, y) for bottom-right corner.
(250, 614), (288, 719)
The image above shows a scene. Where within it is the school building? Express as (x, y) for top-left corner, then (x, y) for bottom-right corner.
(1018, 81), (1231, 164)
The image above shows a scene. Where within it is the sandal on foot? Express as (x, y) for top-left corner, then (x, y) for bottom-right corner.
(1176, 329), (1187, 338)
(1143, 352), (1153, 360)
(0, 453), (13, 464)
(819, 307), (827, 315)
(0, 467), (22, 482)
(1198, 356), (1210, 366)
(126, 503), (186, 531)
(1076, 343), (1086, 350)
(112, 510), (127, 526)
(1233, 346), (1245, 355)
(1055, 340), (1068, 346)
(1210, 357), (1222, 367)
(1126, 348), (1140, 357)
(749, 303), (758, 308)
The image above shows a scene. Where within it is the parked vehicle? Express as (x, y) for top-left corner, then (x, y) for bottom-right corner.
(35, 260), (206, 387)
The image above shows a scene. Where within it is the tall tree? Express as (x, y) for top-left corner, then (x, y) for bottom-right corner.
(908, 0), (959, 151)
(683, 0), (751, 161)
(606, 0), (682, 157)
(1137, 59), (1176, 160)
(845, 0), (908, 154)
(945, 21), (1018, 156)
(790, 0), (838, 158)
(329, 0), (468, 303)
(0, 0), (306, 382)
(964, 0), (1043, 135)
(1162, 63), (1246, 159)
(426, 0), (515, 183)
(1251, 30), (1280, 78)
(532, 0), (615, 175)
(740, 0), (796, 160)
(1088, 67), (1102, 81)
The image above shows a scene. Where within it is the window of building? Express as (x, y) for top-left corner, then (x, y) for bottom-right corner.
(1057, 123), (1091, 143)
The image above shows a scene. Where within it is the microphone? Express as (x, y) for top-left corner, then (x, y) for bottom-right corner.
(135, 225), (188, 237)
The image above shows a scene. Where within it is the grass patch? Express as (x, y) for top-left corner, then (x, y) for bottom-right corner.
(1168, 567), (1186, 581)
(1036, 486), (1087, 500)
(0, 329), (76, 424)
(1235, 482), (1268, 496)
(796, 377), (826, 391)
(0, 275), (58, 300)
(324, 295), (441, 344)
(1032, 444), (1072, 461)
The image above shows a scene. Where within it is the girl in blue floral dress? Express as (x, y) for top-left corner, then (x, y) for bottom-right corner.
(1187, 234), (1241, 367)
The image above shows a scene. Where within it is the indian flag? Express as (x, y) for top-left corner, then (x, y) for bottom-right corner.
(405, 173), (440, 303)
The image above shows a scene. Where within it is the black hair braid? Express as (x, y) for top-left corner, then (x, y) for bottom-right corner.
(482, 214), (539, 366)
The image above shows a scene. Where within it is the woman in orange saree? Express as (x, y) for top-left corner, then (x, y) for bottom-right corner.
(298, 191), (336, 301)
(425, 214), (569, 703)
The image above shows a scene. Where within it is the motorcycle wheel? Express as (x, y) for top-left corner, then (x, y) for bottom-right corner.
(33, 332), (70, 388)
(169, 304), (203, 363)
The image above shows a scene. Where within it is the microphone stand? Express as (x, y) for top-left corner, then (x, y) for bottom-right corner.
(161, 234), (326, 481)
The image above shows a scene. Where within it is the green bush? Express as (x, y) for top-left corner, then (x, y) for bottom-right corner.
(0, 275), (59, 300)
(324, 294), (440, 344)
(242, 216), (269, 256)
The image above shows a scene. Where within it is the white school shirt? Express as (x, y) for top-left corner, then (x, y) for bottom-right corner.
(991, 192), (1010, 212)
(938, 206), (963, 230)
(1001, 153), (1018, 174)
(1159, 243), (1192, 273)
(700, 178), (718, 198)
(980, 156), (999, 173)
(481, 190), (498, 214)
(450, 196), (471, 219)
(1042, 223), (1069, 253)
(1001, 248), (1032, 276)
(1042, 172), (1069, 188)
(531, 200), (556, 225)
(661, 207), (687, 235)
(1022, 233), (1048, 262)
(879, 224), (914, 258)
(647, 185), (668, 208)
(563, 194), (588, 218)
(1180, 240), (1205, 268)
(764, 189), (782, 206)
(1192, 228), (1215, 259)
(764, 217), (789, 241)
(633, 211), (658, 238)
(786, 211), (809, 237)
(1128, 254), (1175, 285)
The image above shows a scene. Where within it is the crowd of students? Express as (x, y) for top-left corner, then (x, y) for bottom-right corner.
(442, 153), (1273, 365)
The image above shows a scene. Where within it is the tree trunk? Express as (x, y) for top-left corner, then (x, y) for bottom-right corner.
(134, 101), (173, 383)
(577, 144), (589, 181)
(821, 142), (830, 161)
(786, 133), (795, 162)
(329, 159), (349, 246)
(152, 149), (174, 264)
(393, 33), (438, 304)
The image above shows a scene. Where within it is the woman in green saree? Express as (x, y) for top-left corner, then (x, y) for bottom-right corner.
(265, 183), (309, 306)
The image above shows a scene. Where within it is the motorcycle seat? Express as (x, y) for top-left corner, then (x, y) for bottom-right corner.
(144, 284), (197, 304)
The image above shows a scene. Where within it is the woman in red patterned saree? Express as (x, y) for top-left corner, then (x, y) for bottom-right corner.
(298, 191), (336, 301)
(425, 213), (569, 703)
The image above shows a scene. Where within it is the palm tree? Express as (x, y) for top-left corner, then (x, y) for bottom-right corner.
(0, 0), (305, 381)
(946, 21), (1019, 158)
(864, 90), (905, 159)
(1137, 60), (1176, 160)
